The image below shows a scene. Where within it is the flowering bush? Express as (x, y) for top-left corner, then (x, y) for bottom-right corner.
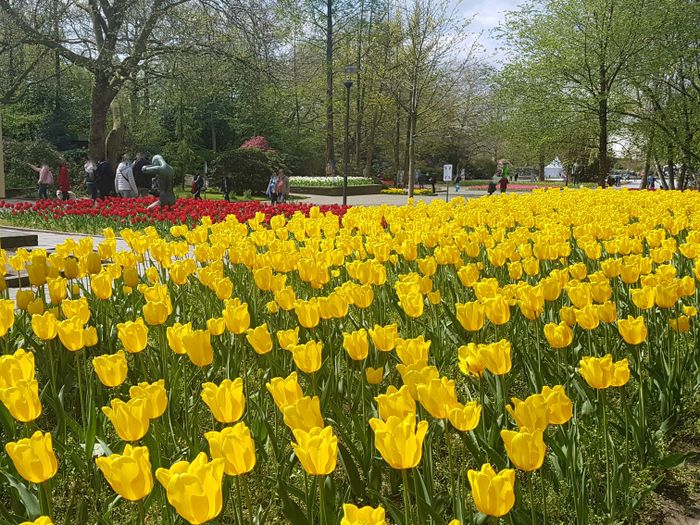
(0, 189), (698, 525)
(289, 176), (376, 188)
(0, 197), (347, 234)
(240, 136), (272, 151)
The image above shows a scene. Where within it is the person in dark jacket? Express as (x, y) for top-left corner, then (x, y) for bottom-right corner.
(96, 159), (113, 199)
(58, 161), (70, 200)
(132, 152), (150, 196)
(191, 174), (204, 199)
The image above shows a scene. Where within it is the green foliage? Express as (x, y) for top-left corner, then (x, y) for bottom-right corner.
(4, 139), (62, 188)
(212, 147), (286, 195)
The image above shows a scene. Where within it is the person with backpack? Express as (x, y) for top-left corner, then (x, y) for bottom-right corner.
(115, 155), (138, 198)
(191, 173), (205, 199)
(266, 172), (279, 204)
(58, 160), (70, 200)
(29, 162), (53, 199)
(84, 158), (97, 200)
(96, 159), (113, 199)
(132, 152), (150, 196)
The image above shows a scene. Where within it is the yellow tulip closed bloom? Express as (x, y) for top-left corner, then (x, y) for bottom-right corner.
(543, 322), (573, 349)
(559, 306), (577, 327)
(205, 422), (256, 476)
(467, 463), (516, 517)
(47, 277), (67, 304)
(365, 367), (384, 384)
(156, 452), (225, 525)
(398, 292), (424, 318)
(375, 385), (416, 421)
(458, 344), (486, 377)
(130, 379), (168, 419)
(617, 315), (647, 345)
(90, 272), (113, 300)
(16, 289), (34, 310)
(26, 256), (47, 287)
(201, 378), (245, 423)
(93, 351), (128, 387)
(448, 401), (482, 432)
(290, 341), (324, 374)
(341, 503), (387, 525)
(669, 315), (691, 333)
(416, 376), (459, 419)
(182, 329), (214, 367)
(95, 444), (153, 501)
(574, 304), (600, 330)
(274, 286), (297, 311)
(343, 329), (369, 360)
(122, 266), (140, 288)
(167, 322), (192, 355)
(483, 295), (511, 325)
(395, 336), (431, 366)
(283, 396), (324, 432)
(480, 339), (512, 376)
(0, 348), (35, 388)
(206, 317), (226, 336)
(369, 415), (428, 470)
(266, 372), (303, 410)
(579, 354), (630, 389)
(0, 379), (42, 422)
(19, 517), (54, 525)
(540, 385), (572, 425)
(292, 425), (338, 476)
(245, 323), (273, 355)
(396, 363), (439, 399)
(597, 301), (617, 323)
(277, 327), (299, 350)
(27, 298), (45, 316)
(368, 323), (398, 352)
(507, 394), (549, 431)
(501, 429), (546, 471)
(654, 281), (679, 308)
(294, 300), (320, 328)
(143, 301), (169, 326)
(102, 398), (150, 441)
(5, 431), (58, 483)
(223, 299), (251, 334)
(117, 318), (149, 353)
(61, 298), (91, 324)
(455, 301), (485, 331)
(0, 299), (15, 337)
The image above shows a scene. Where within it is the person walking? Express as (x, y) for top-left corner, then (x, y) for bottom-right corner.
(276, 170), (289, 203)
(84, 159), (98, 200)
(454, 171), (462, 192)
(115, 156), (138, 197)
(499, 174), (509, 193)
(132, 152), (150, 196)
(191, 173), (205, 199)
(96, 159), (113, 198)
(266, 172), (279, 204)
(221, 175), (232, 201)
(29, 162), (53, 199)
(58, 160), (70, 200)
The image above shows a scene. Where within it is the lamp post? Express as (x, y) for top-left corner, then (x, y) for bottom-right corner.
(343, 64), (358, 206)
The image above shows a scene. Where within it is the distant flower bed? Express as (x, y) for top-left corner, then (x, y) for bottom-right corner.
(289, 176), (376, 188)
(0, 197), (348, 235)
(381, 188), (434, 195)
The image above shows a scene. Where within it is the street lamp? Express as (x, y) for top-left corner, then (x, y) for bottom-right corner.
(342, 64), (358, 206)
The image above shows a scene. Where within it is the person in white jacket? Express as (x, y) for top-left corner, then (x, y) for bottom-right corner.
(115, 155), (138, 197)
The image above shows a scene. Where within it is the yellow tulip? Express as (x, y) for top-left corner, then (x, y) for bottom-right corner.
(129, 379), (168, 419)
(0, 299), (15, 337)
(501, 428), (546, 471)
(16, 289), (34, 310)
(574, 304), (600, 330)
(343, 329), (369, 360)
(0, 348), (35, 388)
(266, 372), (304, 410)
(375, 385), (416, 421)
(245, 323), (273, 355)
(90, 271), (113, 300)
(669, 315), (691, 333)
(201, 378), (245, 423)
(47, 276), (67, 304)
(0, 379), (42, 422)
(457, 343), (486, 377)
(92, 351), (128, 387)
(543, 321), (573, 349)
(369, 415), (428, 470)
(117, 318), (149, 354)
(122, 266), (140, 288)
(290, 341), (324, 374)
(506, 394), (549, 431)
(294, 300), (320, 328)
(27, 298), (45, 316)
(395, 336), (431, 366)
(19, 517), (54, 525)
(223, 299), (251, 334)
(559, 306), (577, 327)
(416, 376), (459, 419)
(597, 301), (617, 323)
(26, 255), (47, 287)
(396, 362), (439, 399)
(480, 339), (512, 376)
(654, 281), (679, 308)
(101, 398), (150, 441)
(205, 422), (256, 476)
(448, 401), (482, 432)
(156, 452), (225, 525)
(61, 298), (91, 324)
(276, 327), (299, 350)
(85, 252), (102, 275)
(292, 425), (338, 476)
(455, 301), (485, 332)
(31, 311), (57, 341)
(467, 463), (516, 517)
(95, 444), (153, 501)
(5, 431), (58, 483)
(365, 367), (384, 384)
(579, 354), (630, 389)
(142, 301), (169, 326)
(167, 322), (192, 355)
(340, 503), (387, 525)
(483, 295), (511, 325)
(206, 317), (226, 336)
(350, 284), (374, 308)
(617, 315), (647, 345)
(540, 385), (572, 425)
(182, 329), (214, 367)
(368, 323), (398, 352)
(274, 286), (297, 311)
(283, 396), (324, 432)
(398, 292), (424, 318)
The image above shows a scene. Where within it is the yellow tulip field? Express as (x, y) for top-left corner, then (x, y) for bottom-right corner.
(0, 188), (699, 524)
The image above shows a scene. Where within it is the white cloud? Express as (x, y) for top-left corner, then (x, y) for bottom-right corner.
(452, 0), (521, 64)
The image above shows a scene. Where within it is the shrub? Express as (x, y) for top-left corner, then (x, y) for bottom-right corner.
(212, 147), (286, 195)
(4, 139), (62, 188)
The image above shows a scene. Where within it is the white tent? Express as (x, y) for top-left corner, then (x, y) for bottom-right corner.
(544, 157), (563, 179)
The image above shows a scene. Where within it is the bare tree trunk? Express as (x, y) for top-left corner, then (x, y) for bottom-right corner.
(211, 116), (217, 152)
(325, 0), (335, 169)
(667, 145), (675, 189)
(655, 158), (669, 189)
(0, 104), (5, 198)
(642, 139), (652, 189)
(363, 109), (379, 177)
(538, 153), (545, 182)
(354, 0), (365, 169)
(407, 110), (416, 198)
(393, 106), (401, 184)
(88, 75), (117, 161)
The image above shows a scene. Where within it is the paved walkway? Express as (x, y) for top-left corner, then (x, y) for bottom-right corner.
(293, 188), (485, 206)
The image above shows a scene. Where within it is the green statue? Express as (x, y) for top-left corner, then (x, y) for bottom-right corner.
(143, 155), (176, 208)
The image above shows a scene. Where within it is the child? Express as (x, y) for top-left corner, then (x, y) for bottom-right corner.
(499, 175), (508, 193)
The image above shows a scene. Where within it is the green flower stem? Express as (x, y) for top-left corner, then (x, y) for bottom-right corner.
(39, 480), (53, 519)
(539, 471), (548, 525)
(446, 428), (457, 517)
(599, 389), (612, 517)
(528, 472), (537, 525)
(242, 475), (254, 525)
(318, 474), (326, 525)
(401, 469), (413, 525)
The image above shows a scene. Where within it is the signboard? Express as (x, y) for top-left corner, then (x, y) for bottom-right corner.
(443, 164), (453, 182)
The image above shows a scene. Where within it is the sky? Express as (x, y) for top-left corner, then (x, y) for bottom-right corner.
(453, 0), (521, 64)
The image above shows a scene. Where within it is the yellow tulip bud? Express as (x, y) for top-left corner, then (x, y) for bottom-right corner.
(579, 354), (629, 389)
(455, 301), (485, 331)
(283, 396), (323, 432)
(292, 425), (338, 476)
(31, 311), (57, 341)
(294, 300), (320, 329)
(16, 289), (34, 310)
(365, 367), (384, 385)
(142, 301), (169, 326)
(543, 321), (573, 349)
(182, 329), (213, 367)
(368, 323), (398, 352)
(266, 372), (303, 410)
(501, 428), (546, 471)
(245, 323), (273, 355)
(101, 398), (150, 442)
(341, 503), (387, 525)
(617, 315), (647, 345)
(223, 299), (251, 334)
(290, 341), (324, 374)
(448, 401), (481, 432)
(342, 329), (369, 360)
(56, 316), (85, 352)
(129, 379), (168, 420)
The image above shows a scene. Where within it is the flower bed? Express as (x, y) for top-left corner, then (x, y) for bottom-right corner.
(381, 188), (434, 195)
(0, 189), (698, 525)
(289, 176), (375, 187)
(0, 197), (348, 234)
